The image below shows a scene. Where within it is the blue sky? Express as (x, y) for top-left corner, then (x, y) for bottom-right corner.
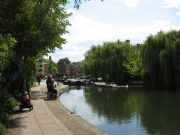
(45, 0), (180, 63)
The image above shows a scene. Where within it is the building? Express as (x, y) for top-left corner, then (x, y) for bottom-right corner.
(37, 56), (51, 75)
(70, 64), (76, 76)
(73, 61), (83, 75)
(57, 58), (71, 76)
(83, 50), (89, 63)
(44, 63), (49, 75)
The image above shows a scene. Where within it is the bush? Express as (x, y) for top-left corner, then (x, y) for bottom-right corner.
(0, 92), (18, 127)
(0, 112), (10, 127)
(2, 92), (18, 114)
(0, 122), (7, 135)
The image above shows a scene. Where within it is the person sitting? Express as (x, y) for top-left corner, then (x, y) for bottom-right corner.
(21, 91), (31, 104)
(48, 79), (58, 100)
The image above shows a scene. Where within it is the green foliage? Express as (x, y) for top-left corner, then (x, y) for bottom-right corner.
(36, 62), (40, 73)
(51, 66), (58, 73)
(1, 0), (71, 59)
(1, 92), (18, 114)
(0, 0), (72, 132)
(0, 34), (17, 82)
(0, 122), (7, 135)
(141, 30), (180, 88)
(75, 74), (83, 77)
(84, 40), (141, 84)
(45, 60), (58, 73)
(14, 0), (71, 59)
(19, 58), (37, 88)
(122, 48), (142, 78)
(0, 92), (18, 128)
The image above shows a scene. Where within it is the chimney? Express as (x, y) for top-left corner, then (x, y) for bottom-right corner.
(49, 56), (51, 61)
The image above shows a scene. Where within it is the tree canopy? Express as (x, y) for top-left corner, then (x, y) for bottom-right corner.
(0, 0), (72, 86)
(83, 40), (141, 84)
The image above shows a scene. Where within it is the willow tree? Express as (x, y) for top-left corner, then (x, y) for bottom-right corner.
(141, 30), (180, 88)
(83, 40), (139, 84)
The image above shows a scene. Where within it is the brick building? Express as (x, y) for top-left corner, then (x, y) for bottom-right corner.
(37, 56), (51, 75)
(70, 64), (76, 76)
(72, 62), (83, 75)
(57, 58), (71, 76)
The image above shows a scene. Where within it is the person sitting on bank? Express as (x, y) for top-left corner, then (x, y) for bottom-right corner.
(48, 79), (58, 100)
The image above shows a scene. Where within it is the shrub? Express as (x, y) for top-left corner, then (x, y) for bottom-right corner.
(0, 92), (18, 127)
(0, 122), (7, 135)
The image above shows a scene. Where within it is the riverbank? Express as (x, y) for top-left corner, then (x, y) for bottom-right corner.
(8, 81), (108, 135)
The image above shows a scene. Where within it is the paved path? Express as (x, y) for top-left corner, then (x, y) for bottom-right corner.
(8, 81), (106, 135)
(8, 82), (73, 135)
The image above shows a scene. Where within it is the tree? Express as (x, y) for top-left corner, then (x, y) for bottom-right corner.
(0, 0), (71, 84)
(83, 40), (140, 84)
(0, 34), (16, 82)
(45, 60), (58, 73)
(141, 30), (180, 88)
(74, 0), (104, 9)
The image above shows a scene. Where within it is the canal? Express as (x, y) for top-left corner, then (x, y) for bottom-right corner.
(60, 86), (180, 135)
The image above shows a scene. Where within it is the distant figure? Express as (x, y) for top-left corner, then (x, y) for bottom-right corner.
(106, 74), (109, 84)
(37, 75), (41, 85)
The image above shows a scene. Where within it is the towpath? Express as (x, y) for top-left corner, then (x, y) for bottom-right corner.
(8, 81), (106, 135)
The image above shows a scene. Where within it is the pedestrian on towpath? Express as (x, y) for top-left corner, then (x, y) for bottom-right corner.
(37, 75), (41, 85)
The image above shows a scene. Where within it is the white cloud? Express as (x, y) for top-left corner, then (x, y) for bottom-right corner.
(177, 12), (180, 15)
(65, 15), (180, 44)
(50, 15), (180, 62)
(66, 9), (76, 15)
(119, 0), (139, 7)
(161, 0), (180, 8)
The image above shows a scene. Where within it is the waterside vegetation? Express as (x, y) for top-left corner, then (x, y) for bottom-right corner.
(84, 30), (180, 88)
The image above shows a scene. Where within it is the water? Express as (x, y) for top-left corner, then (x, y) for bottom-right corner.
(60, 86), (180, 135)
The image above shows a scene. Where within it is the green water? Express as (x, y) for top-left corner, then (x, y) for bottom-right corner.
(60, 86), (180, 135)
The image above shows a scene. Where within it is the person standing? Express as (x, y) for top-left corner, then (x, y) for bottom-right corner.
(106, 74), (109, 85)
(37, 75), (41, 85)
(46, 75), (52, 88)
(19, 79), (31, 98)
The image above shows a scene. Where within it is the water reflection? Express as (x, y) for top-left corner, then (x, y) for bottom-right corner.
(60, 86), (180, 135)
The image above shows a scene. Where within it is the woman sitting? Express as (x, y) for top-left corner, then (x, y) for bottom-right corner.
(48, 79), (58, 100)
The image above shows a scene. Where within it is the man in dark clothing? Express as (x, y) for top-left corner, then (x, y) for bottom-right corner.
(37, 75), (41, 85)
(46, 75), (52, 89)
(46, 75), (52, 98)
(48, 79), (58, 100)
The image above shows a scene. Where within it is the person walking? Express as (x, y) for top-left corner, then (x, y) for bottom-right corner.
(37, 75), (41, 85)
(106, 74), (109, 85)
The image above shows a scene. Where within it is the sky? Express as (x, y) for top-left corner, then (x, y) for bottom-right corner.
(44, 0), (180, 63)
